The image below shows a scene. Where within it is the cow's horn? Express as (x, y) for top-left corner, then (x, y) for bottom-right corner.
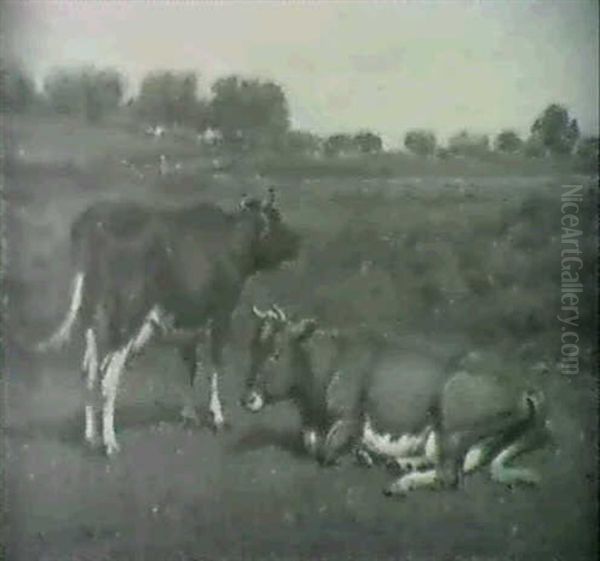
(272, 304), (286, 322)
(252, 306), (268, 319)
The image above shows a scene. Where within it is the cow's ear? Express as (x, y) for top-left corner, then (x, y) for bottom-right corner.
(291, 318), (317, 341)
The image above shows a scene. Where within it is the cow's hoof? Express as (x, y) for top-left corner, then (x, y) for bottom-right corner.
(383, 476), (414, 497)
(302, 430), (319, 457)
(181, 417), (200, 431)
(85, 434), (102, 450)
(382, 485), (406, 498)
(354, 449), (374, 468)
(493, 467), (540, 488)
(180, 406), (201, 426)
(208, 414), (231, 433)
(104, 441), (121, 457)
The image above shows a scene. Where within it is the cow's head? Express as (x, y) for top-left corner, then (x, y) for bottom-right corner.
(241, 305), (317, 413)
(242, 309), (357, 465)
(240, 188), (300, 271)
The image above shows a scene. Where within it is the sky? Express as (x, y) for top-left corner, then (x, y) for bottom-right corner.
(3, 0), (599, 146)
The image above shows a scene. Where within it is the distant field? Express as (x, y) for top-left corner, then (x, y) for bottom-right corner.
(3, 116), (598, 561)
(6, 113), (588, 178)
(5, 114), (205, 167)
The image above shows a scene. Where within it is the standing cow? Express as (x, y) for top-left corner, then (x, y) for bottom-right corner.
(241, 308), (552, 497)
(37, 190), (299, 456)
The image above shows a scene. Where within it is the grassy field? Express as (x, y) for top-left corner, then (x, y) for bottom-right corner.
(3, 116), (598, 561)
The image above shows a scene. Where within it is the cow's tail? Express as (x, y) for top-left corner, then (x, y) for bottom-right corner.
(35, 272), (85, 353)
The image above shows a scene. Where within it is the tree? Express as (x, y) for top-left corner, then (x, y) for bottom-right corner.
(448, 130), (490, 157)
(576, 136), (599, 171)
(192, 98), (211, 132)
(354, 131), (383, 154)
(323, 134), (355, 157)
(404, 129), (436, 157)
(209, 75), (290, 150)
(494, 130), (523, 153)
(530, 103), (580, 156)
(285, 130), (322, 156)
(43, 66), (123, 123)
(523, 135), (546, 159)
(0, 64), (36, 113)
(136, 71), (200, 127)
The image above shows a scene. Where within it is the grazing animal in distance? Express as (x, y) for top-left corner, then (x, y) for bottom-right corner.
(241, 308), (552, 497)
(36, 190), (300, 456)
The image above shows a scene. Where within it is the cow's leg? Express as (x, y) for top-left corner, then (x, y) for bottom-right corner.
(354, 447), (375, 468)
(385, 427), (437, 473)
(208, 370), (225, 430)
(320, 418), (361, 465)
(82, 327), (100, 448)
(206, 321), (229, 431)
(100, 343), (131, 456)
(179, 340), (201, 425)
(489, 432), (541, 487)
(383, 430), (464, 496)
(390, 456), (434, 473)
(130, 305), (162, 356)
(463, 434), (501, 474)
(303, 428), (320, 458)
(384, 468), (439, 496)
(388, 428), (492, 475)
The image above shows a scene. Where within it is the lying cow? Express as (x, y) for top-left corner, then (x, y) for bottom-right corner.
(241, 307), (552, 496)
(37, 190), (299, 456)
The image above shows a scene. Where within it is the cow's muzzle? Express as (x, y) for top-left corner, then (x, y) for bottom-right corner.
(240, 390), (265, 413)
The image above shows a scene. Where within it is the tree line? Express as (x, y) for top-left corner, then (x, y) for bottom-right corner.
(1, 63), (597, 164)
(403, 104), (588, 160)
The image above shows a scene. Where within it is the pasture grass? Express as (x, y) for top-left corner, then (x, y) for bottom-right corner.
(3, 115), (598, 561)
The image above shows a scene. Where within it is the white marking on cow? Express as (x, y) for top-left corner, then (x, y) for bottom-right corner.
(82, 328), (98, 377)
(424, 430), (438, 462)
(362, 417), (429, 458)
(99, 307), (171, 454)
(131, 306), (162, 353)
(83, 328), (99, 446)
(388, 469), (438, 495)
(36, 272), (84, 352)
(490, 442), (540, 486)
(244, 390), (264, 413)
(100, 354), (111, 373)
(101, 342), (132, 456)
(209, 371), (225, 427)
(355, 448), (374, 467)
(84, 407), (96, 445)
(363, 421), (490, 476)
(463, 443), (486, 473)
